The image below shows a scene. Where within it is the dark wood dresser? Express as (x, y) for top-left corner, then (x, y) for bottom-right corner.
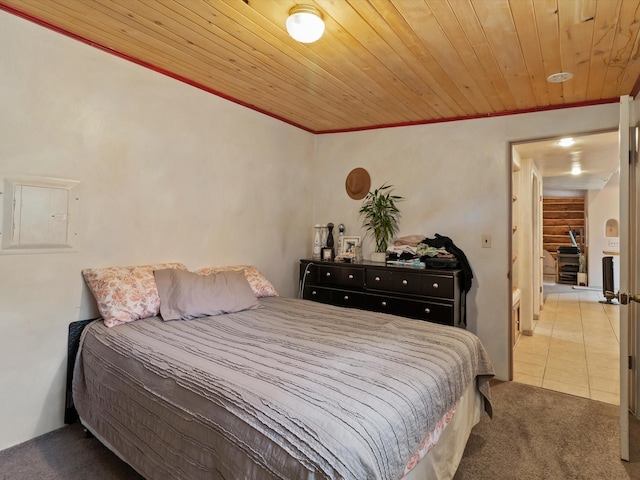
(299, 259), (465, 328)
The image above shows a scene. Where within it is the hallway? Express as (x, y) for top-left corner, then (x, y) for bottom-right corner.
(513, 288), (620, 405)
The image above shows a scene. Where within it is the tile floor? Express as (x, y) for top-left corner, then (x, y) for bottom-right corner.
(513, 287), (620, 405)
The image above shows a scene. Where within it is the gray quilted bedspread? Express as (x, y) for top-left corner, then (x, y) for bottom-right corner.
(73, 296), (494, 480)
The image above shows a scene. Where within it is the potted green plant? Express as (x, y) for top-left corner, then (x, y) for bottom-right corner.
(359, 183), (403, 262)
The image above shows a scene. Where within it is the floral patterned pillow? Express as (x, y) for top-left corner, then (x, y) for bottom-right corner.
(82, 263), (187, 327)
(194, 265), (278, 298)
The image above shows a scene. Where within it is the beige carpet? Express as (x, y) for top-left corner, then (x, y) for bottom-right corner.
(455, 381), (640, 479)
(1, 381), (639, 479)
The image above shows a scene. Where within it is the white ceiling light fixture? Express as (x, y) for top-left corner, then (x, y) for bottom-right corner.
(571, 163), (582, 175)
(558, 137), (575, 147)
(286, 5), (325, 43)
(547, 72), (574, 83)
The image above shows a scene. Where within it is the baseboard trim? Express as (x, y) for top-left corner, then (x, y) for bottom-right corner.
(572, 285), (601, 291)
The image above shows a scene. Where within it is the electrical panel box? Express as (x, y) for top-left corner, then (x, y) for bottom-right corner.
(1, 176), (79, 254)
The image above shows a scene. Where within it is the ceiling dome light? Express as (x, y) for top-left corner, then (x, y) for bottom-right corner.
(547, 72), (574, 83)
(286, 5), (325, 43)
(558, 137), (575, 147)
(571, 163), (582, 175)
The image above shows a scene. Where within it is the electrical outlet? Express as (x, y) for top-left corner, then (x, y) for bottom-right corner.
(482, 233), (491, 248)
(608, 238), (620, 248)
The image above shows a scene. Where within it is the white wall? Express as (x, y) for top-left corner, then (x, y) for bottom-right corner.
(0, 12), (314, 450)
(314, 104), (620, 382)
(587, 171), (620, 289)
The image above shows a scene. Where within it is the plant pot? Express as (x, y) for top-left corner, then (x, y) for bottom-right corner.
(370, 252), (387, 263)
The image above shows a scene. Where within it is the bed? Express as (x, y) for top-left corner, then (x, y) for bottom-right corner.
(71, 264), (494, 480)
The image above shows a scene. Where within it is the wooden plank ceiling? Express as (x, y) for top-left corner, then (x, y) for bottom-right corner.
(3, 0), (640, 133)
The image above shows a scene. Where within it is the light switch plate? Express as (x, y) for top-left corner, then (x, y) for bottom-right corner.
(482, 233), (491, 248)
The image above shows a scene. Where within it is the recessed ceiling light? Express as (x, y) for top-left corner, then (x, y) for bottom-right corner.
(571, 164), (582, 175)
(558, 137), (575, 147)
(547, 72), (574, 83)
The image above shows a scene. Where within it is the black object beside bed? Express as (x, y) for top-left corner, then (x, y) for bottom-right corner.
(65, 318), (98, 424)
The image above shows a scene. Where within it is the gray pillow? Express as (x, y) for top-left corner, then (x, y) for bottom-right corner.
(154, 268), (259, 321)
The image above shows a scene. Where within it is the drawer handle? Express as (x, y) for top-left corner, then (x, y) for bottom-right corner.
(381, 301), (387, 307)
(402, 279), (408, 285)
(432, 282), (439, 289)
(326, 272), (331, 277)
(343, 295), (349, 301)
(348, 274), (354, 279)
(424, 308), (431, 314)
(311, 290), (317, 295)
(375, 276), (381, 282)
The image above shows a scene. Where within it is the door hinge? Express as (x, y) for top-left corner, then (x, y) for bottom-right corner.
(629, 355), (634, 370)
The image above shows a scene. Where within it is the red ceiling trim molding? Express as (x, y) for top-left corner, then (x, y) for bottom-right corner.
(0, 2), (627, 136)
(317, 98), (621, 134)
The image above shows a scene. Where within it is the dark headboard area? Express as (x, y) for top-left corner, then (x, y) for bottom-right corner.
(65, 318), (99, 424)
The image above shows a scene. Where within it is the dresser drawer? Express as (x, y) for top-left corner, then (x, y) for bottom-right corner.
(366, 294), (405, 315)
(302, 285), (332, 304)
(303, 284), (365, 309)
(317, 265), (364, 288)
(366, 269), (393, 290)
(390, 271), (423, 295)
(404, 299), (454, 325)
(367, 269), (453, 298)
(317, 265), (342, 286)
(330, 289), (366, 309)
(367, 294), (453, 325)
(420, 274), (454, 298)
(339, 267), (365, 288)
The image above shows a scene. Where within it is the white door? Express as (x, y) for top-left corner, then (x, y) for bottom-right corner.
(618, 95), (640, 461)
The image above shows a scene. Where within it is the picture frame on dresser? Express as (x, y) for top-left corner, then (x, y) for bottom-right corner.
(340, 235), (361, 255)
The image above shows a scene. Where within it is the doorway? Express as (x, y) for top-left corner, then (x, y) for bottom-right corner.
(510, 130), (620, 403)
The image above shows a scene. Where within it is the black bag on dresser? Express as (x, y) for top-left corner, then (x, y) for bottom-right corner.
(422, 256), (460, 270)
(419, 234), (474, 293)
(419, 234), (473, 328)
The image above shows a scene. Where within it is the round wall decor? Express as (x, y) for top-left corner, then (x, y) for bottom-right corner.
(345, 167), (371, 200)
